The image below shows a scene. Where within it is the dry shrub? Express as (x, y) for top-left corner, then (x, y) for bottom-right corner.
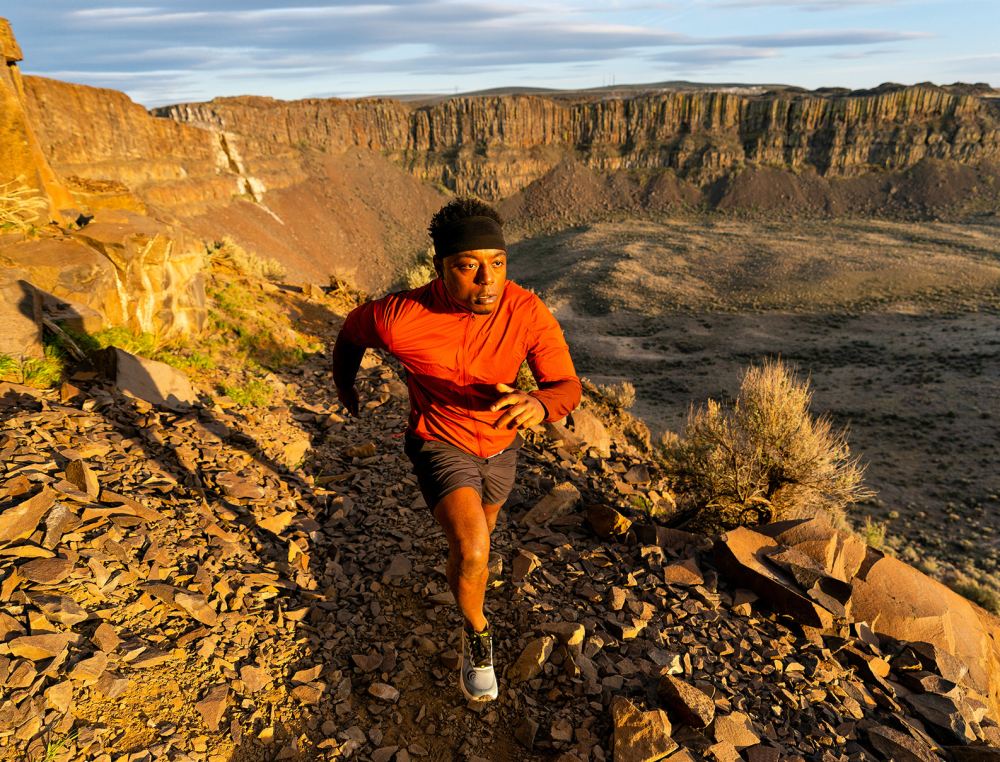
(664, 358), (870, 530)
(402, 247), (437, 290)
(208, 236), (286, 282)
(0, 177), (48, 232)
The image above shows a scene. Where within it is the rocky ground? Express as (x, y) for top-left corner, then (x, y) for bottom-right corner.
(1, 288), (998, 761)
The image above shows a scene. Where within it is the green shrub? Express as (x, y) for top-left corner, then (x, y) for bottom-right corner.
(17, 345), (66, 388)
(663, 358), (870, 530)
(207, 279), (318, 371)
(860, 516), (888, 548)
(222, 378), (273, 407)
(402, 247), (437, 290)
(87, 327), (159, 356)
(597, 380), (636, 410)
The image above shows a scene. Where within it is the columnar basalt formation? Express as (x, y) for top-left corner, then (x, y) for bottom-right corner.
(157, 87), (1000, 199)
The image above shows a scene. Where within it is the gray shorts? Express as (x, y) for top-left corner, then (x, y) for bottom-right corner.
(404, 433), (520, 511)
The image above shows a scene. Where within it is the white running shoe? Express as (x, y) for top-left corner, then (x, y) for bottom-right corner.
(459, 622), (499, 702)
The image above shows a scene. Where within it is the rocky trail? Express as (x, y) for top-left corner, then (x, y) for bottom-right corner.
(2, 293), (1000, 762)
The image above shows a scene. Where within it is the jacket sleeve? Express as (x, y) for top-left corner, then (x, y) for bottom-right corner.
(339, 299), (391, 351)
(332, 298), (392, 394)
(525, 295), (582, 422)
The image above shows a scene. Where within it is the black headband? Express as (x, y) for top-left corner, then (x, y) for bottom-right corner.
(432, 216), (506, 258)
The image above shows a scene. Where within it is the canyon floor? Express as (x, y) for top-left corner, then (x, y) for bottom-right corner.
(511, 215), (1000, 593)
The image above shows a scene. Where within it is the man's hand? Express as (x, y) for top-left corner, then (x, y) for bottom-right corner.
(337, 385), (360, 417)
(491, 382), (545, 430)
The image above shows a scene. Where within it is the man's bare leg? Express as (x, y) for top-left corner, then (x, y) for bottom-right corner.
(482, 502), (502, 535)
(434, 487), (491, 632)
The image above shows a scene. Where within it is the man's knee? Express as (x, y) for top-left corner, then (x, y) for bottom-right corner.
(454, 536), (489, 577)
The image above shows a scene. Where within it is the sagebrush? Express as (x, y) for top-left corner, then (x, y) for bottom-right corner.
(663, 358), (870, 530)
(402, 247), (437, 290)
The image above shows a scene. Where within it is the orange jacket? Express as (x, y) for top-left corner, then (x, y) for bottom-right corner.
(339, 278), (581, 457)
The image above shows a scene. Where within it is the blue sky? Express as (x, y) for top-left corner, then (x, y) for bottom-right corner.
(4, 1), (997, 106)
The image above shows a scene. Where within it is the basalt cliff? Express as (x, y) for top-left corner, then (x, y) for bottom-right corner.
(155, 86), (1000, 201)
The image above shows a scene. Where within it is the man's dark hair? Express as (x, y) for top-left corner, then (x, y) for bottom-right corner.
(428, 198), (503, 240)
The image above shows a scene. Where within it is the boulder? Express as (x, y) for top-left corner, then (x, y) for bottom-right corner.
(865, 724), (939, 762)
(72, 210), (206, 337)
(98, 346), (198, 411)
(586, 503), (631, 538)
(41, 293), (104, 334)
(0, 487), (55, 545)
(763, 515), (1000, 725)
(522, 482), (580, 526)
(566, 408), (611, 458)
(0, 270), (42, 359)
(0, 212), (206, 340)
(712, 527), (835, 629)
(612, 696), (677, 761)
(850, 550), (1000, 725)
(0, 237), (120, 328)
(657, 673), (715, 729)
(759, 516), (868, 582)
(508, 636), (555, 683)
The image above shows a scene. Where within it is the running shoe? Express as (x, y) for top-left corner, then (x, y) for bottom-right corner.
(459, 622), (498, 701)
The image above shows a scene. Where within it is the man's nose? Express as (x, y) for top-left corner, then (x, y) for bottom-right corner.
(476, 265), (494, 285)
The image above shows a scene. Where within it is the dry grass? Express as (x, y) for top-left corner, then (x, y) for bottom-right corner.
(0, 177), (48, 232)
(663, 358), (871, 530)
(207, 236), (286, 283)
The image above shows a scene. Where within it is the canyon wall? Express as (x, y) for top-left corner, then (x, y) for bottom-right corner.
(158, 87), (1000, 199)
(8, 11), (1000, 299)
(22, 76), (276, 216)
(20, 75), (444, 292)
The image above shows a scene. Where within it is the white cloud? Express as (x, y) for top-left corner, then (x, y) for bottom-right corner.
(711, 0), (901, 9)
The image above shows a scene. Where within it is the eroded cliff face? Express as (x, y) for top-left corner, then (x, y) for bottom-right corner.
(0, 21), (207, 350)
(22, 76), (276, 216)
(20, 75), (445, 292)
(158, 87), (1000, 199)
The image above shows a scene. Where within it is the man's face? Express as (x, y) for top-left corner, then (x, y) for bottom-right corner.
(436, 248), (507, 315)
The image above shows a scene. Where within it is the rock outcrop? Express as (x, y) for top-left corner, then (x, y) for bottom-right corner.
(0, 19), (74, 221)
(22, 75), (445, 290)
(22, 75), (258, 216)
(0, 211), (206, 342)
(0, 20), (207, 354)
(760, 517), (1000, 726)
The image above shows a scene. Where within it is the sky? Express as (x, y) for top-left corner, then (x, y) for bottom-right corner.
(3, 1), (997, 107)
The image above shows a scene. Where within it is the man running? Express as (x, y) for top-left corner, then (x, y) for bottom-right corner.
(331, 198), (581, 701)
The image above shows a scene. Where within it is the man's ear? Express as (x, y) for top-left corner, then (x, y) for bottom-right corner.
(433, 256), (443, 277)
